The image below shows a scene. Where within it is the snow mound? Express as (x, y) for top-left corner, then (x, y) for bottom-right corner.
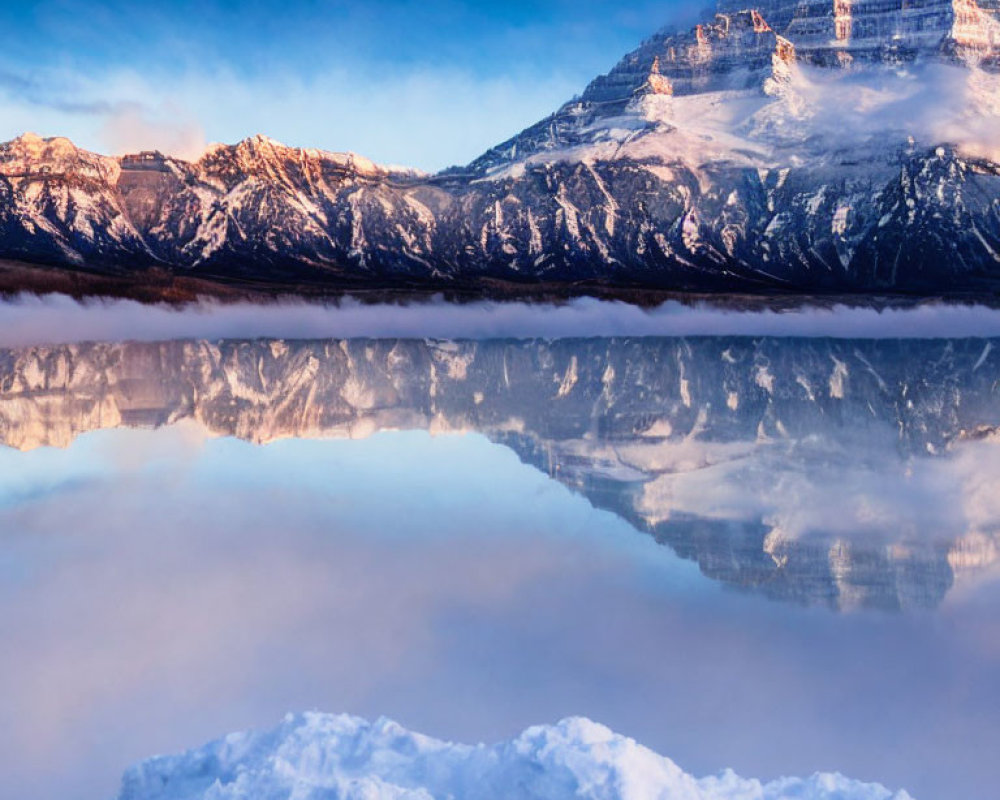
(117, 713), (915, 800)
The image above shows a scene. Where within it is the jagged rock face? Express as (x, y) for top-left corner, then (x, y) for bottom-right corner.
(467, 9), (798, 175)
(472, 0), (1000, 172)
(2, 335), (998, 610)
(1, 2), (1000, 292)
(114, 138), (442, 279)
(581, 11), (794, 104)
(717, 0), (1000, 65)
(0, 133), (149, 267)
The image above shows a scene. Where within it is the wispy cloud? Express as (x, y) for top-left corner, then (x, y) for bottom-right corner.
(97, 101), (206, 161)
(0, 0), (684, 169)
(0, 68), (115, 115)
(756, 60), (1000, 161)
(0, 61), (578, 167)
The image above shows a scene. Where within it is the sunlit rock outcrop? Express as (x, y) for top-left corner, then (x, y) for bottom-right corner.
(716, 0), (1000, 65)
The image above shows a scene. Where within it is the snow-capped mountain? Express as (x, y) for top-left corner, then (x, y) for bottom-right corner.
(116, 712), (914, 800)
(2, 0), (1000, 294)
(3, 335), (997, 610)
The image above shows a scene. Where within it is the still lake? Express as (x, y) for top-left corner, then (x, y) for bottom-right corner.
(0, 334), (997, 799)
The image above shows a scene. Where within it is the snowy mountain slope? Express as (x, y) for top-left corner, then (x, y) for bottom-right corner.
(112, 138), (441, 279)
(116, 713), (915, 800)
(2, 1), (1000, 293)
(0, 133), (151, 267)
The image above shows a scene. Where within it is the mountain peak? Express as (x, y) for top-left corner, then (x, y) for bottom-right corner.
(197, 135), (406, 179)
(241, 132), (288, 150)
(3, 132), (81, 156)
(0, 132), (119, 182)
(466, 0), (1000, 175)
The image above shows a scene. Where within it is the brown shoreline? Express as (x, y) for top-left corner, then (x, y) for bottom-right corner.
(2, 257), (999, 311)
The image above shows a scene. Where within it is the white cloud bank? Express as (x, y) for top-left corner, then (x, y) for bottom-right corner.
(117, 712), (914, 800)
(752, 61), (1000, 163)
(2, 295), (1000, 347)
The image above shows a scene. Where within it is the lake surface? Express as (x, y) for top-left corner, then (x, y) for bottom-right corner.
(1, 335), (998, 799)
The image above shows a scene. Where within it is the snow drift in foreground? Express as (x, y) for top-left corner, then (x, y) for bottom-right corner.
(117, 713), (914, 800)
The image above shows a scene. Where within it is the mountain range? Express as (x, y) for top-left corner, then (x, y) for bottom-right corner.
(3, 0), (1000, 296)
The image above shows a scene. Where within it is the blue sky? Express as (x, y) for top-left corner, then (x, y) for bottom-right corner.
(0, 1), (700, 169)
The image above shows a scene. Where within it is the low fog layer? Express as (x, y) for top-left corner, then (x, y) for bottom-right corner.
(3, 295), (1000, 346)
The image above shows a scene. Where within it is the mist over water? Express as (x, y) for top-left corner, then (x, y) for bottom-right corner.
(3, 294), (1000, 346)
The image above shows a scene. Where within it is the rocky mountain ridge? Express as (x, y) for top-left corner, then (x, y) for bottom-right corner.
(2, 0), (1000, 294)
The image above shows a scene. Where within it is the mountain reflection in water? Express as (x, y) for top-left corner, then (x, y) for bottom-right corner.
(2, 335), (998, 611)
